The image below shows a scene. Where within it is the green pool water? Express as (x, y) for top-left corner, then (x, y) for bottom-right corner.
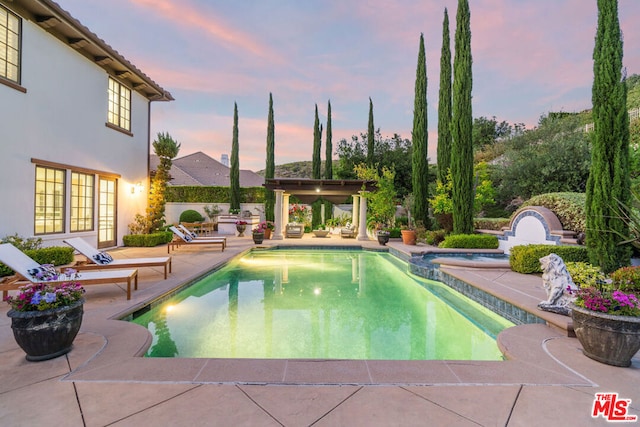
(132, 250), (514, 360)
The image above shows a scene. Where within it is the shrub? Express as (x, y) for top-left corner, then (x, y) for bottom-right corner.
(509, 244), (589, 274)
(387, 228), (402, 238)
(438, 234), (499, 249)
(1, 233), (43, 251)
(179, 209), (204, 223)
(474, 218), (510, 231)
(565, 262), (607, 288)
(424, 229), (447, 246)
(123, 232), (173, 247)
(0, 246), (74, 277)
(521, 192), (586, 233)
(611, 266), (640, 292)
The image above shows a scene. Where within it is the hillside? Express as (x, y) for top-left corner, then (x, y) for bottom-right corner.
(256, 160), (339, 179)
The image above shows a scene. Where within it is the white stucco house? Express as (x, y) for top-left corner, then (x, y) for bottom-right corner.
(0, 0), (172, 248)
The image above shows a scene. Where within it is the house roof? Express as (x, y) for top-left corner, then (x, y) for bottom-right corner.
(10, 0), (173, 102)
(151, 152), (265, 187)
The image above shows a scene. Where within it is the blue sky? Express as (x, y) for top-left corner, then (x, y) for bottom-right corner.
(59, 0), (640, 171)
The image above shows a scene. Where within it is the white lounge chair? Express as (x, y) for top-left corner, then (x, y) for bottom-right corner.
(168, 226), (226, 253)
(0, 243), (138, 300)
(63, 237), (172, 279)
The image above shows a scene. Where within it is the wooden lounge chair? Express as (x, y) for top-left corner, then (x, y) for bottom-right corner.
(285, 223), (304, 238)
(63, 237), (172, 279)
(168, 226), (226, 253)
(178, 223), (217, 239)
(0, 243), (138, 300)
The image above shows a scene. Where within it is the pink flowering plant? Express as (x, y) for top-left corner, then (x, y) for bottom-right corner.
(288, 204), (309, 224)
(4, 267), (85, 312)
(235, 220), (247, 225)
(570, 264), (640, 317)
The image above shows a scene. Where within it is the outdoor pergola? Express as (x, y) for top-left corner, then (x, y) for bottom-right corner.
(263, 178), (377, 240)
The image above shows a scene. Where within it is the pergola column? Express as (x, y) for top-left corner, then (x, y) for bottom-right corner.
(352, 195), (360, 228)
(357, 191), (369, 240)
(283, 193), (290, 225)
(272, 189), (284, 240)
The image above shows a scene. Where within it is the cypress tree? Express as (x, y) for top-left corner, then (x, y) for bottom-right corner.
(367, 97), (375, 166)
(324, 100), (333, 220)
(230, 102), (241, 213)
(437, 8), (452, 184)
(586, 0), (630, 272)
(411, 33), (430, 228)
(265, 93), (275, 222)
(451, 0), (474, 234)
(312, 104), (322, 228)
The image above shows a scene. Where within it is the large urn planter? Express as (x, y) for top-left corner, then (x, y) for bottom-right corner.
(7, 299), (84, 361)
(252, 232), (265, 244)
(236, 224), (247, 237)
(377, 232), (390, 246)
(400, 229), (417, 245)
(571, 304), (640, 367)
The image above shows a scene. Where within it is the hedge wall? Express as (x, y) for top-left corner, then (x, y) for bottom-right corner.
(165, 186), (265, 203)
(0, 246), (75, 277)
(509, 244), (589, 274)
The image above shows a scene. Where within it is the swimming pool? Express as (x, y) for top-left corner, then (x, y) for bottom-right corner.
(131, 249), (514, 360)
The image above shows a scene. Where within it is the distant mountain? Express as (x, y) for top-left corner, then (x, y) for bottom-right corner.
(256, 160), (339, 179)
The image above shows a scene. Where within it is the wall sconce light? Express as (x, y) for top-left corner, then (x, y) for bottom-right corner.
(131, 182), (143, 195)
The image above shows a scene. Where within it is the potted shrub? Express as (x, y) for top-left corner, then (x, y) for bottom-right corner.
(256, 220), (274, 239)
(569, 264), (640, 367)
(400, 194), (417, 245)
(5, 268), (85, 361)
(377, 230), (390, 246)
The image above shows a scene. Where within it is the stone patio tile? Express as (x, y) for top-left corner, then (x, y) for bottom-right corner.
(508, 386), (608, 427)
(0, 376), (83, 427)
(405, 385), (520, 426)
(65, 357), (207, 382)
(195, 358), (287, 383)
(239, 384), (360, 426)
(314, 386), (479, 426)
(366, 360), (461, 384)
(109, 384), (281, 427)
(75, 382), (200, 427)
(284, 359), (372, 384)
(0, 347), (72, 393)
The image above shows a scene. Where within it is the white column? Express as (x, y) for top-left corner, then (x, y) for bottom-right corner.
(272, 189), (284, 240)
(352, 195), (360, 228)
(283, 193), (290, 225)
(357, 191), (369, 240)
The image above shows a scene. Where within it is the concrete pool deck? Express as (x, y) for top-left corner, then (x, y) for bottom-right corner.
(0, 234), (638, 426)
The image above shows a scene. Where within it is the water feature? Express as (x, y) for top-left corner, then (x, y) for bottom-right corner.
(131, 249), (514, 360)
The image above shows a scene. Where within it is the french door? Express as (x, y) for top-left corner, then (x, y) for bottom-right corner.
(98, 177), (117, 248)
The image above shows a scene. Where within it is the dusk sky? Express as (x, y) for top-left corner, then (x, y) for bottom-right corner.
(59, 0), (640, 172)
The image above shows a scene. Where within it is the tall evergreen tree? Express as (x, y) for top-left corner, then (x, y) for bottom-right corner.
(312, 104), (322, 228)
(451, 0), (474, 234)
(324, 100), (334, 220)
(230, 102), (241, 213)
(411, 33), (430, 228)
(437, 8), (452, 184)
(586, 0), (630, 272)
(367, 97), (375, 166)
(265, 93), (275, 222)
(148, 132), (180, 232)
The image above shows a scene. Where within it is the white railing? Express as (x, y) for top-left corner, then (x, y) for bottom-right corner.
(580, 108), (639, 132)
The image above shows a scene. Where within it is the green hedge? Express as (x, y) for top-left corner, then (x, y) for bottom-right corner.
(521, 192), (586, 233)
(123, 232), (173, 247)
(179, 209), (204, 223)
(0, 246), (74, 277)
(438, 234), (499, 249)
(509, 244), (589, 274)
(165, 186), (265, 203)
(474, 218), (510, 231)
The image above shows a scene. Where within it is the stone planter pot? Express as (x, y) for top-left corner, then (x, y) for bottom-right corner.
(377, 233), (390, 246)
(401, 229), (417, 245)
(252, 232), (265, 244)
(264, 228), (272, 239)
(571, 304), (640, 367)
(7, 299), (84, 361)
(236, 224), (247, 237)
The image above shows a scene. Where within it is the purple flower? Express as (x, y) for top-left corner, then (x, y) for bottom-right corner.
(44, 292), (57, 303)
(30, 292), (42, 305)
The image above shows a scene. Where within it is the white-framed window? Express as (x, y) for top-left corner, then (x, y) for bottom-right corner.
(70, 172), (94, 232)
(34, 166), (65, 235)
(108, 77), (131, 131)
(0, 5), (21, 84)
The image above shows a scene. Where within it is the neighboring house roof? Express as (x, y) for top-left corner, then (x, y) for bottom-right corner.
(151, 152), (265, 187)
(14, 0), (172, 101)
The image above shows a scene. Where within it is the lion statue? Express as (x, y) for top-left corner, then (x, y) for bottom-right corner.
(537, 253), (578, 316)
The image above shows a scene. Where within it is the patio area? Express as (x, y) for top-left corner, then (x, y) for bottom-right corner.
(0, 233), (638, 426)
